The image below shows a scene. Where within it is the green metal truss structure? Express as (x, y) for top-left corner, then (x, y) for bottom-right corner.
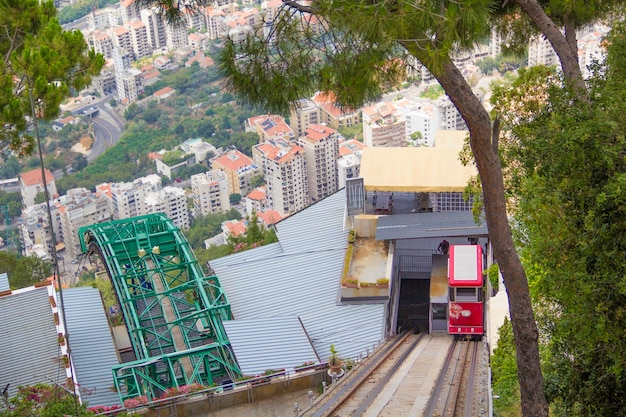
(78, 213), (240, 403)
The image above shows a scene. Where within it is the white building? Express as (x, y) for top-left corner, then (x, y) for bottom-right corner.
(212, 149), (261, 197)
(289, 99), (322, 138)
(96, 174), (163, 220)
(191, 170), (231, 217)
(56, 188), (112, 260)
(362, 101), (406, 147)
(395, 98), (440, 146)
(140, 8), (167, 50)
(181, 138), (217, 165)
(19, 203), (61, 261)
(246, 114), (295, 143)
(125, 20), (152, 60)
(252, 139), (308, 216)
(143, 186), (190, 230)
(298, 124), (340, 203)
(436, 96), (467, 131)
(337, 138), (364, 189)
(20, 168), (58, 208)
(245, 186), (268, 214)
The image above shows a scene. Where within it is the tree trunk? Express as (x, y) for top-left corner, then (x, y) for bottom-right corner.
(512, 0), (587, 101)
(404, 43), (549, 417)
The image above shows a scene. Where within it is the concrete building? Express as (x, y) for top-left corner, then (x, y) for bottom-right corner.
(19, 203), (61, 261)
(20, 168), (57, 207)
(180, 138), (217, 165)
(96, 174), (162, 220)
(337, 138), (364, 189)
(88, 7), (120, 31)
(395, 99), (440, 146)
(125, 20), (152, 60)
(212, 149), (261, 197)
(298, 124), (340, 203)
(165, 21), (188, 50)
(56, 188), (112, 259)
(120, 0), (141, 23)
(312, 92), (361, 130)
(140, 8), (167, 50)
(253, 139), (308, 216)
(143, 186), (190, 230)
(245, 186), (268, 215)
(246, 114), (295, 143)
(362, 101), (406, 147)
(91, 30), (115, 59)
(436, 97), (467, 131)
(112, 47), (144, 103)
(289, 99), (322, 138)
(191, 170), (231, 217)
(206, 8), (226, 40)
(110, 26), (133, 57)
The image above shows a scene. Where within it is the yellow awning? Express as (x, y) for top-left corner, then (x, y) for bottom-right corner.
(360, 130), (477, 192)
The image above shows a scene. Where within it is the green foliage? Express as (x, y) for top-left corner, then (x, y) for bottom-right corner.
(0, 0), (104, 156)
(57, 0), (118, 24)
(71, 154), (88, 172)
(186, 209), (242, 249)
(337, 124), (363, 141)
(0, 156), (21, 178)
(491, 318), (521, 415)
(1, 383), (91, 417)
(229, 193), (242, 205)
(502, 22), (626, 416)
(161, 150), (186, 165)
(420, 85), (444, 100)
(0, 254), (53, 289)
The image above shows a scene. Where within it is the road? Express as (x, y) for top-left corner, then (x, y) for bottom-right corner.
(53, 97), (125, 179)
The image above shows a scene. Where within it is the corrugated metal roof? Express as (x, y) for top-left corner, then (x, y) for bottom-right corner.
(223, 316), (319, 375)
(274, 189), (349, 254)
(211, 189), (386, 365)
(0, 288), (63, 401)
(62, 287), (121, 407)
(376, 211), (488, 241)
(0, 272), (9, 291)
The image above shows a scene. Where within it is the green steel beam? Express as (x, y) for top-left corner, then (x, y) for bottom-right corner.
(78, 213), (240, 404)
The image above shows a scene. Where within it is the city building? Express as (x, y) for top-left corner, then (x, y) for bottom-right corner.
(337, 138), (364, 189)
(289, 99), (322, 138)
(96, 174), (162, 220)
(120, 0), (141, 23)
(91, 30), (115, 59)
(19, 203), (61, 261)
(395, 98), (440, 146)
(55, 188), (112, 259)
(298, 124), (340, 203)
(181, 138), (217, 166)
(212, 149), (261, 197)
(140, 8), (167, 50)
(252, 139), (308, 216)
(256, 209), (282, 228)
(246, 114), (295, 143)
(362, 101), (406, 147)
(125, 20), (152, 59)
(436, 97), (467, 131)
(20, 168), (57, 207)
(191, 170), (231, 217)
(143, 186), (190, 230)
(245, 186), (268, 214)
(311, 92), (361, 130)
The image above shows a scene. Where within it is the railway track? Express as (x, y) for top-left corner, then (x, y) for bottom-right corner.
(423, 338), (483, 417)
(302, 331), (424, 417)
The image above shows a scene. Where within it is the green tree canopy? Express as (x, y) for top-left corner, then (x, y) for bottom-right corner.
(0, 0), (104, 156)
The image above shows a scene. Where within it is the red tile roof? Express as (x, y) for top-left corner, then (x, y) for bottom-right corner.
(213, 150), (254, 171)
(20, 168), (55, 187)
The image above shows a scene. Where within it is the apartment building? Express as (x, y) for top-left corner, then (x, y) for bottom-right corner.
(289, 99), (321, 138)
(362, 102), (406, 147)
(20, 168), (57, 207)
(252, 139), (308, 216)
(96, 174), (162, 220)
(205, 8), (226, 40)
(165, 22), (188, 50)
(110, 26), (133, 57)
(89, 7), (120, 31)
(91, 30), (115, 59)
(246, 114), (295, 143)
(436, 97), (467, 131)
(298, 124), (340, 203)
(311, 92), (361, 130)
(212, 149), (260, 197)
(56, 188), (112, 259)
(143, 187), (190, 230)
(395, 99), (440, 146)
(19, 203), (61, 261)
(140, 8), (167, 50)
(245, 186), (267, 214)
(125, 20), (152, 59)
(337, 139), (364, 189)
(120, 0), (141, 23)
(191, 170), (231, 217)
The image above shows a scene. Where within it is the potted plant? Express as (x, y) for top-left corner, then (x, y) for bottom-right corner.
(345, 277), (359, 288)
(328, 344), (343, 375)
(58, 333), (65, 346)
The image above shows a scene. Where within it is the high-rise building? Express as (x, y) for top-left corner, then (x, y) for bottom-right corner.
(289, 99), (321, 138)
(362, 102), (406, 147)
(96, 174), (162, 220)
(311, 92), (361, 130)
(144, 187), (190, 230)
(212, 149), (261, 197)
(19, 203), (61, 261)
(191, 170), (231, 217)
(140, 8), (167, 50)
(56, 188), (112, 259)
(125, 20), (152, 59)
(337, 139), (364, 189)
(298, 124), (340, 203)
(253, 139), (308, 216)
